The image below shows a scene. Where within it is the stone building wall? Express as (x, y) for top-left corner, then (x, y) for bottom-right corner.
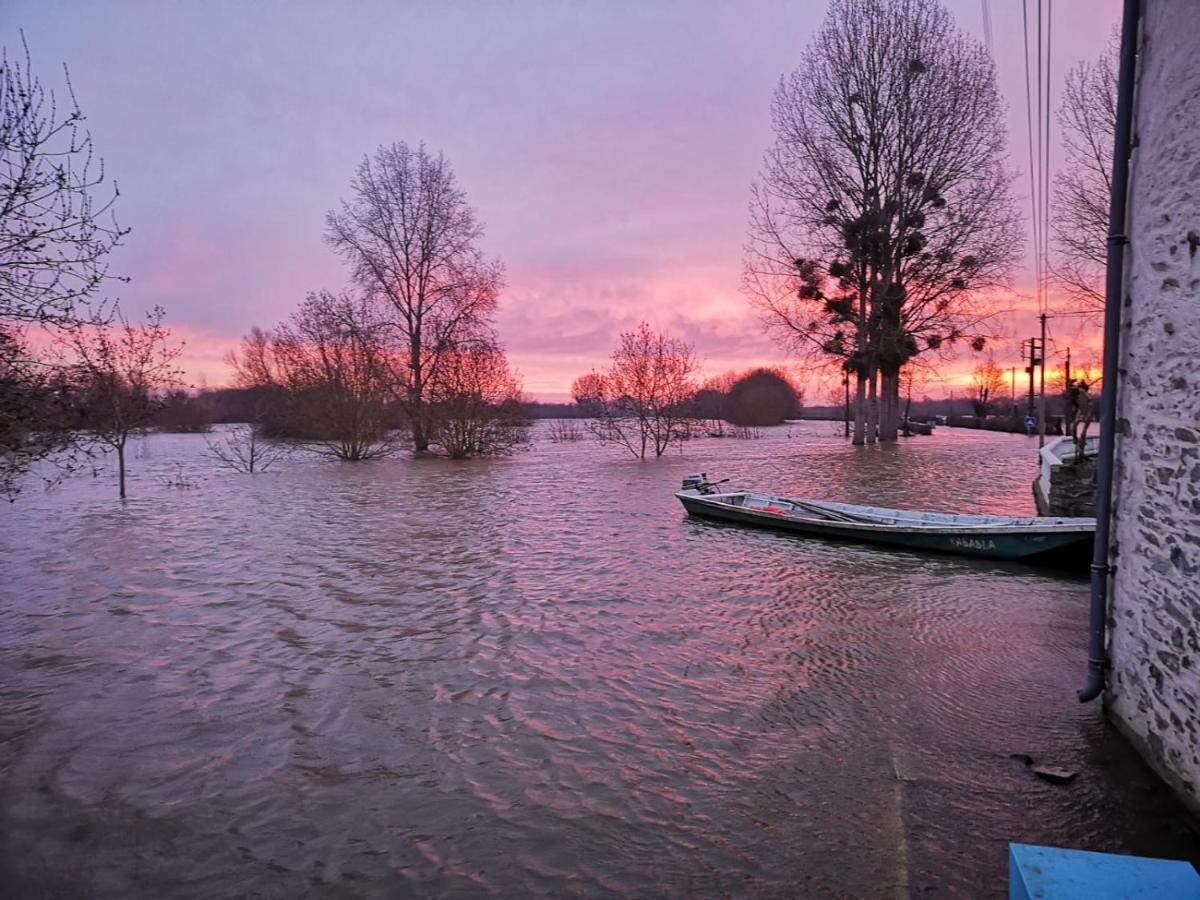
(1048, 458), (1096, 518)
(1107, 1), (1200, 815)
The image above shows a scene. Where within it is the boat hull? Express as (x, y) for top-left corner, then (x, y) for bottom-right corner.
(677, 493), (1093, 566)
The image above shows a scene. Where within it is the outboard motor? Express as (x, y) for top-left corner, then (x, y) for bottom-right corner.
(681, 473), (716, 495)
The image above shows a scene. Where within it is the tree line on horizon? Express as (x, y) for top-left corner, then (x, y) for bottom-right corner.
(152, 351), (803, 462)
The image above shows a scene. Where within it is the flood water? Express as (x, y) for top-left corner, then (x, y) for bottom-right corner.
(2, 421), (1197, 898)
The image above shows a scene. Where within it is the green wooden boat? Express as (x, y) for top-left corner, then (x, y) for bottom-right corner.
(676, 474), (1095, 566)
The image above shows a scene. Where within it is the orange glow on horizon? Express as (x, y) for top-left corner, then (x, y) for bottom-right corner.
(167, 276), (1105, 402)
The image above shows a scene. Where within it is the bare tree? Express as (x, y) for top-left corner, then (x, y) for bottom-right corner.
(1051, 32), (1117, 317)
(325, 142), (503, 453)
(1067, 373), (1099, 461)
(1, 36), (127, 495)
(547, 419), (583, 443)
(1049, 358), (1102, 457)
(230, 291), (403, 462)
(65, 306), (183, 498)
(575, 323), (699, 459)
(896, 359), (942, 426)
(968, 356), (1006, 419)
(744, 0), (1020, 445)
(694, 371), (736, 435)
(429, 341), (529, 458)
(206, 425), (285, 474)
(1, 35), (126, 328)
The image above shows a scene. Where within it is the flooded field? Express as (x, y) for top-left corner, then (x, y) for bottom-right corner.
(2, 422), (1197, 897)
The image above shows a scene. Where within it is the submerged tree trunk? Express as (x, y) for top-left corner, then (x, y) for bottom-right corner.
(411, 418), (430, 453)
(852, 372), (867, 445)
(878, 371), (900, 443)
(893, 374), (903, 438)
(866, 369), (879, 444)
(843, 374), (851, 439)
(878, 372), (892, 442)
(408, 366), (431, 453)
(409, 346), (430, 453)
(117, 441), (127, 499)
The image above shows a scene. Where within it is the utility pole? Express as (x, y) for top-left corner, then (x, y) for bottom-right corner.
(1021, 335), (1044, 437)
(1010, 365), (1016, 414)
(1022, 338), (1036, 419)
(1064, 345), (1075, 442)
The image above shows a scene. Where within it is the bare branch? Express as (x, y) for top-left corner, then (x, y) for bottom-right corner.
(1050, 30), (1117, 318)
(1, 33), (127, 328)
(206, 425), (287, 474)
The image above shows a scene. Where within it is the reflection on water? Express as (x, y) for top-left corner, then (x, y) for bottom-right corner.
(1, 422), (1196, 898)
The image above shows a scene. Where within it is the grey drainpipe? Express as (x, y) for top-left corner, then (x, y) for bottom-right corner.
(1079, 0), (1141, 702)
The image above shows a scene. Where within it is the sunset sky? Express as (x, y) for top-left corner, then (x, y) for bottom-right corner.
(8, 0), (1118, 400)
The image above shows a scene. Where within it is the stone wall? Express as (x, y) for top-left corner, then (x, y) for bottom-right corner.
(1034, 457), (1096, 518)
(1107, 1), (1200, 816)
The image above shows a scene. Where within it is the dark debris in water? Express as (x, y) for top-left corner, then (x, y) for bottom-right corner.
(1032, 765), (1079, 785)
(1009, 753), (1079, 785)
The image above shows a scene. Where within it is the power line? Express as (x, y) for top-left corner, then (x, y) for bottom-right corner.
(1032, 0), (1041, 314)
(1021, 1), (1057, 318)
(1043, 0), (1054, 317)
(1021, 1), (1042, 316)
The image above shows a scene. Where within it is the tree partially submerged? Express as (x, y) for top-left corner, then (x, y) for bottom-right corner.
(65, 306), (183, 498)
(206, 425), (285, 474)
(693, 372), (736, 435)
(1, 327), (77, 498)
(430, 342), (529, 458)
(231, 291), (403, 462)
(726, 368), (802, 426)
(1, 36), (127, 495)
(574, 323), (699, 459)
(968, 357), (1006, 419)
(744, 0), (1020, 445)
(325, 142), (503, 453)
(1051, 32), (1117, 317)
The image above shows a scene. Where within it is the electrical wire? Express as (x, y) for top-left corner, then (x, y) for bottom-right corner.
(1043, 1), (1054, 318)
(1021, 1), (1043, 316)
(1022, 0), (1057, 319)
(1036, 0), (1044, 313)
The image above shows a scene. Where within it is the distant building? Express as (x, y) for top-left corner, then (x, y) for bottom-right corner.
(1108, 1), (1200, 815)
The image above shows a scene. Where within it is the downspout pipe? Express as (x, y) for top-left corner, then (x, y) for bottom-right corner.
(1079, 0), (1141, 702)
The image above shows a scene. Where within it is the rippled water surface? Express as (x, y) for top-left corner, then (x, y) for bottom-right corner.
(2, 422), (1197, 898)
